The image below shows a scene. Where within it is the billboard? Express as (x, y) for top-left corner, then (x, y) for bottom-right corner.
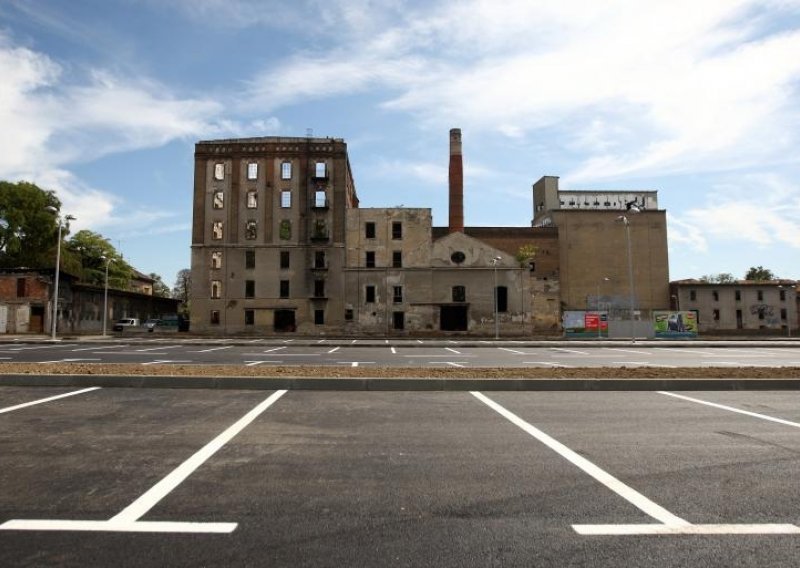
(653, 311), (698, 338)
(563, 310), (609, 337)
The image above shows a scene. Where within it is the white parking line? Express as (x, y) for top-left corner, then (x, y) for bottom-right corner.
(445, 347), (461, 354)
(244, 361), (281, 366)
(72, 345), (127, 352)
(141, 360), (193, 366)
(7, 345), (67, 351)
(0, 387), (101, 415)
(550, 348), (590, 355)
(445, 362), (465, 368)
(327, 347), (340, 354)
(390, 347), (397, 354)
(613, 362), (677, 368)
(604, 348), (652, 355)
(471, 392), (689, 527)
(524, 362), (573, 368)
(499, 348), (526, 354)
(471, 392), (800, 536)
(263, 347), (286, 353)
(191, 346), (233, 353)
(659, 392), (800, 429)
(1, 390), (287, 534)
(136, 346), (181, 352)
(404, 354), (476, 358)
(317, 339), (326, 344)
(37, 358), (101, 364)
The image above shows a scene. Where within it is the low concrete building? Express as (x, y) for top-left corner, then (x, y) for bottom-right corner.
(670, 279), (798, 335)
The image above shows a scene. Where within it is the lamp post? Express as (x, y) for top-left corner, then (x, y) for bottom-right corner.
(102, 256), (116, 336)
(617, 207), (640, 342)
(597, 276), (610, 339)
(46, 207), (75, 340)
(491, 256), (501, 340)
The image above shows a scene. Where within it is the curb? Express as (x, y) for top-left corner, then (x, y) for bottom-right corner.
(2, 374), (800, 391)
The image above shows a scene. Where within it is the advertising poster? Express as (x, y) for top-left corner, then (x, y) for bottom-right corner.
(653, 311), (698, 338)
(564, 310), (609, 337)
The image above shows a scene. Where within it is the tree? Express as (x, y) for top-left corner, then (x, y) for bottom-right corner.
(149, 273), (171, 297)
(699, 273), (736, 283)
(65, 230), (133, 289)
(745, 266), (775, 281)
(173, 268), (191, 316)
(515, 244), (538, 268)
(0, 181), (62, 268)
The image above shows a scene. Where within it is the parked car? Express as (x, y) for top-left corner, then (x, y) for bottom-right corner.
(112, 318), (140, 332)
(143, 319), (161, 332)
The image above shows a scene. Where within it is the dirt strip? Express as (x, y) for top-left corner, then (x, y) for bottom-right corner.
(0, 363), (798, 379)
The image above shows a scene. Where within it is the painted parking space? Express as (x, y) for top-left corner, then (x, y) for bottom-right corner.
(2, 388), (800, 566)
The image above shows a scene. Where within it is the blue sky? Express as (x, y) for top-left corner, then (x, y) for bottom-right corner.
(1, 0), (799, 287)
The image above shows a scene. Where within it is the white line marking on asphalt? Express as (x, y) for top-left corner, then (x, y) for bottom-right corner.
(37, 358), (101, 364)
(0, 357), (10, 360)
(390, 347), (397, 354)
(244, 361), (281, 366)
(404, 354), (476, 358)
(8, 345), (67, 351)
(351, 362), (359, 367)
(0, 520), (237, 533)
(327, 347), (340, 354)
(72, 345), (127, 352)
(282, 339), (294, 343)
(653, 347), (713, 355)
(499, 347), (526, 354)
(263, 347), (286, 353)
(471, 391), (689, 528)
(385, 339), (389, 344)
(248, 339), (262, 343)
(136, 346), (181, 352)
(659, 391), (800, 428)
(191, 346), (233, 353)
(93, 351), (168, 356)
(108, 390), (286, 527)
(0, 387), (101, 415)
(524, 362), (573, 368)
(550, 348), (590, 355)
(573, 524), (800, 535)
(416, 340), (423, 344)
(141, 360), (192, 366)
(445, 362), (465, 367)
(317, 339), (326, 344)
(351, 339), (358, 344)
(445, 347), (461, 354)
(604, 348), (651, 355)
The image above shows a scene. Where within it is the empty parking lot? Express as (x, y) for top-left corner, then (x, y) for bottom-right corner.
(2, 386), (800, 566)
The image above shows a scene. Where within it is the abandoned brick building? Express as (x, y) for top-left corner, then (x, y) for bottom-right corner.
(190, 129), (670, 335)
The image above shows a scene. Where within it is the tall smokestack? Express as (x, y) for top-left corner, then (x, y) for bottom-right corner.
(448, 128), (464, 233)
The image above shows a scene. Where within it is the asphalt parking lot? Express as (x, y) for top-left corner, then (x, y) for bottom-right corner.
(2, 386), (800, 567)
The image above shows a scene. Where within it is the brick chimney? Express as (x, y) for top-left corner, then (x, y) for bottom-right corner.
(448, 128), (464, 233)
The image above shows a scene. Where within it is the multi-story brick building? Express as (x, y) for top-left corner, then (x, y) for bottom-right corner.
(190, 130), (670, 336)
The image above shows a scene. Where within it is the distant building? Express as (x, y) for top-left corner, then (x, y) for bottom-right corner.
(670, 279), (798, 335)
(0, 268), (179, 334)
(189, 130), (670, 336)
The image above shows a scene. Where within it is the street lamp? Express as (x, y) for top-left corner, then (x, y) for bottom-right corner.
(491, 256), (501, 340)
(597, 276), (610, 339)
(102, 256), (116, 336)
(617, 206), (640, 342)
(45, 207), (75, 340)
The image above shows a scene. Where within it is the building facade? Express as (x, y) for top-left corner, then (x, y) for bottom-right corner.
(670, 279), (798, 335)
(190, 130), (671, 336)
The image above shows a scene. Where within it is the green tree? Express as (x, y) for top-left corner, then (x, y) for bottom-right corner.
(149, 273), (171, 297)
(700, 273), (736, 283)
(0, 181), (63, 268)
(65, 230), (133, 289)
(745, 266), (775, 281)
(173, 268), (191, 316)
(515, 244), (538, 268)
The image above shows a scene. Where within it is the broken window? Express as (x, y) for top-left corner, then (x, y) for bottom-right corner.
(314, 309), (325, 325)
(392, 222), (402, 240)
(280, 280), (290, 298)
(365, 285), (376, 303)
(365, 251), (375, 268)
(247, 162), (258, 180)
(280, 251), (290, 269)
(314, 279), (325, 298)
(279, 219), (291, 240)
(392, 251), (402, 268)
(213, 191), (224, 209)
(211, 280), (222, 299)
(245, 220), (257, 240)
(393, 286), (403, 304)
(314, 251), (326, 269)
(214, 163), (224, 180)
(210, 310), (220, 325)
(365, 222), (376, 239)
(212, 221), (223, 240)
(211, 251), (222, 269)
(247, 191), (258, 209)
(452, 286), (465, 302)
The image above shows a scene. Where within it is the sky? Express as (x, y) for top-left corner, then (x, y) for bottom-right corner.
(1, 0), (799, 287)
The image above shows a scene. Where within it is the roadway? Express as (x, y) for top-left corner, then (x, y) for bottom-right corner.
(0, 340), (798, 368)
(2, 387), (800, 566)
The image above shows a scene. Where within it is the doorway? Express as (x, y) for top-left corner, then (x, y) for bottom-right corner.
(274, 309), (296, 332)
(440, 305), (468, 331)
